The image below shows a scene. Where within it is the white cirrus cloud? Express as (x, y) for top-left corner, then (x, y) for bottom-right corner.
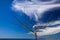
(36, 26), (60, 36)
(11, 0), (60, 36)
(29, 26), (60, 36)
(11, 0), (60, 21)
(28, 21), (60, 36)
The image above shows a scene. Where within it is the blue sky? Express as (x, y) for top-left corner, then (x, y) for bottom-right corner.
(0, 0), (34, 38)
(0, 0), (60, 38)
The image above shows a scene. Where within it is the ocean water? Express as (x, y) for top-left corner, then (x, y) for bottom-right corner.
(0, 38), (60, 40)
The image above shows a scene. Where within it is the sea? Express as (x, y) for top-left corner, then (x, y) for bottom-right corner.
(0, 38), (60, 40)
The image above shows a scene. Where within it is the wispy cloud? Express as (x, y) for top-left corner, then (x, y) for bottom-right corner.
(29, 21), (60, 36)
(36, 26), (60, 36)
(11, 0), (60, 36)
(11, 0), (60, 21)
(37, 26), (60, 36)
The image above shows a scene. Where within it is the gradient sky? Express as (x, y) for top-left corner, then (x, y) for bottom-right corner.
(0, 0), (34, 38)
(0, 0), (60, 38)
